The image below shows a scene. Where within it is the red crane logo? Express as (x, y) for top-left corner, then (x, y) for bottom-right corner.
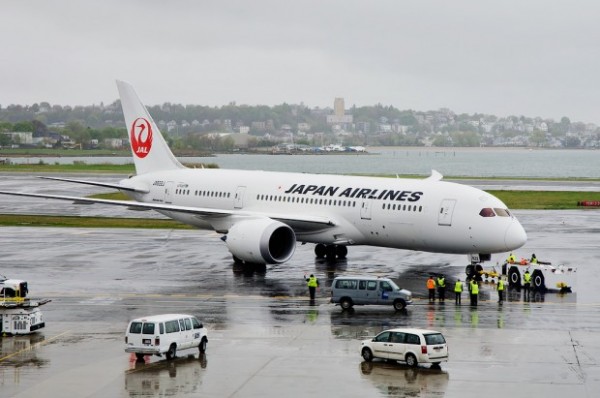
(130, 118), (153, 158)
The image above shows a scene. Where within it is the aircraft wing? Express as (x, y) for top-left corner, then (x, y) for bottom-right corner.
(37, 176), (149, 193)
(0, 190), (335, 226)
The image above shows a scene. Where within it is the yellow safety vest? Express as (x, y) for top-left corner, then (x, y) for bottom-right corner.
(523, 273), (531, 284)
(437, 277), (445, 287)
(498, 280), (504, 291)
(307, 277), (318, 288)
(471, 282), (479, 295)
(454, 281), (463, 293)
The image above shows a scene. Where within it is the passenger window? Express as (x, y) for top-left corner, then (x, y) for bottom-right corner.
(374, 332), (391, 342)
(390, 332), (405, 343)
(160, 323), (164, 334)
(406, 334), (421, 345)
(179, 319), (185, 330)
(367, 281), (377, 291)
(165, 320), (180, 333)
(380, 281), (393, 292)
(337, 280), (357, 289)
(129, 322), (142, 334)
(184, 318), (192, 331)
(142, 323), (155, 335)
(192, 317), (203, 329)
(359, 281), (367, 290)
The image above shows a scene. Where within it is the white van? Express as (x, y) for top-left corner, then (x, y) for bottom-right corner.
(360, 328), (449, 368)
(331, 276), (413, 311)
(125, 314), (208, 360)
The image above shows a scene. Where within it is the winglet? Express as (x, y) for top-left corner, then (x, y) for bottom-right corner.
(425, 169), (443, 181)
(116, 80), (184, 175)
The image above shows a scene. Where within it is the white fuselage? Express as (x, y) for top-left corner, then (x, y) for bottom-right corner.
(123, 168), (526, 255)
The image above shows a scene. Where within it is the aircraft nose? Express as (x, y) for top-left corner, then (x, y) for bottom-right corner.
(505, 221), (527, 250)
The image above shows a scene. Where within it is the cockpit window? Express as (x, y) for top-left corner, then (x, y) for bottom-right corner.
(494, 208), (510, 217)
(479, 208), (496, 217)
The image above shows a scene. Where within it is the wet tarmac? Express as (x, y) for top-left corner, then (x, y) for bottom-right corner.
(1, 175), (600, 397)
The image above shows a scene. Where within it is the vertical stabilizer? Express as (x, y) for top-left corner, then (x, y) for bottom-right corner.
(116, 80), (184, 175)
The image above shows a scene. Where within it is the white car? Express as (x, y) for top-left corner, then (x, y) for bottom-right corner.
(360, 328), (448, 368)
(125, 314), (208, 361)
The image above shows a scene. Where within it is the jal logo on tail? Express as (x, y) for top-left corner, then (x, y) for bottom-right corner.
(130, 118), (153, 158)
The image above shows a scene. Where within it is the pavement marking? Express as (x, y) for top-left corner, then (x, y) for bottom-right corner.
(0, 330), (71, 363)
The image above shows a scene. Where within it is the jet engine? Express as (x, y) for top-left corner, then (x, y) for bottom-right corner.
(223, 218), (296, 264)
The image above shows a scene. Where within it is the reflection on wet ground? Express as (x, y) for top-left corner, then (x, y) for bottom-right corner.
(125, 353), (208, 396)
(359, 361), (449, 398)
(0, 208), (599, 396)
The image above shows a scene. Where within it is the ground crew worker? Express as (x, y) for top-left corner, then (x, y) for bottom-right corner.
(523, 270), (531, 298)
(304, 274), (319, 300)
(470, 279), (479, 306)
(454, 278), (463, 305)
(507, 252), (517, 263)
(530, 253), (538, 264)
(497, 277), (505, 303)
(427, 275), (436, 302)
(437, 275), (446, 302)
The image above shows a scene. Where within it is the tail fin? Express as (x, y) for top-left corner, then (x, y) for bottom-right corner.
(116, 80), (184, 175)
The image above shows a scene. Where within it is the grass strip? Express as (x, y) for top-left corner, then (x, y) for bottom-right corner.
(0, 214), (194, 229)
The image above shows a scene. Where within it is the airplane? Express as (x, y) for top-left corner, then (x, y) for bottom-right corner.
(0, 81), (527, 266)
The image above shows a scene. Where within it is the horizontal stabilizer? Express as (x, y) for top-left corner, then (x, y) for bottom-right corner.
(39, 176), (149, 193)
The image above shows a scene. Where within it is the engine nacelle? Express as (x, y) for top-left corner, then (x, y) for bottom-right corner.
(224, 218), (296, 264)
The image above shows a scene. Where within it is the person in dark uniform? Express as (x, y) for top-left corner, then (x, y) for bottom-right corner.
(497, 277), (505, 303)
(437, 275), (446, 302)
(454, 278), (463, 305)
(305, 274), (319, 300)
(470, 279), (479, 306)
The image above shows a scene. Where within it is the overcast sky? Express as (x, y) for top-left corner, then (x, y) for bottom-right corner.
(2, 1), (599, 123)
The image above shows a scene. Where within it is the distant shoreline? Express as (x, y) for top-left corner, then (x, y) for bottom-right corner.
(1, 146), (597, 159)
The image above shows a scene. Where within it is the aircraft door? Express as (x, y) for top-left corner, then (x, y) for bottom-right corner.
(438, 199), (456, 226)
(164, 181), (174, 204)
(234, 186), (246, 209)
(360, 200), (372, 220)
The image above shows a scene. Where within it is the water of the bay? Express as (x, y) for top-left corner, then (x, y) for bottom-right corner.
(5, 147), (600, 178)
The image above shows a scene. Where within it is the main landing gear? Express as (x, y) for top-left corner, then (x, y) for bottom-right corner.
(314, 244), (347, 261)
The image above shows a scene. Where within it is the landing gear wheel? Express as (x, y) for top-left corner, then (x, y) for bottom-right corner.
(472, 264), (483, 281)
(166, 344), (176, 360)
(325, 245), (337, 260)
(362, 348), (373, 362)
(508, 266), (521, 288)
(465, 264), (475, 278)
(314, 244), (326, 258)
(405, 353), (418, 367)
(532, 270), (545, 291)
(336, 245), (348, 259)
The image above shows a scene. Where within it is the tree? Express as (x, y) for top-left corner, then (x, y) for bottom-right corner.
(529, 131), (547, 147)
(32, 119), (48, 134)
(12, 121), (34, 132)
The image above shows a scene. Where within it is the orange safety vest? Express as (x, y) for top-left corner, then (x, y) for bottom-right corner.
(427, 279), (435, 289)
